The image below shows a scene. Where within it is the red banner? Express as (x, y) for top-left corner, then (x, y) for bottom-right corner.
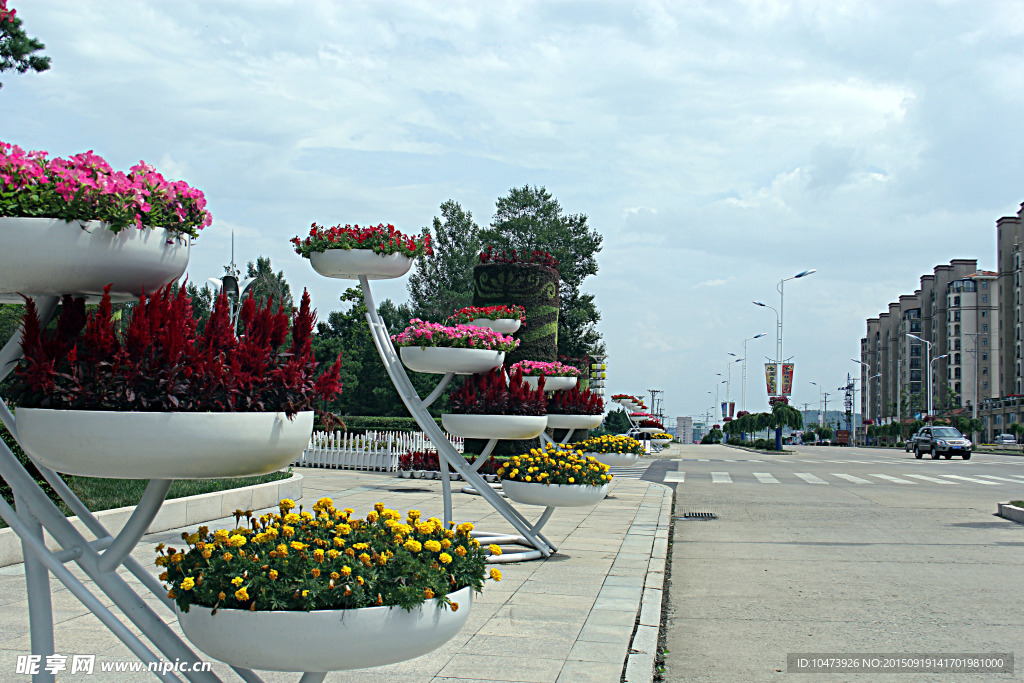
(781, 363), (794, 395)
(765, 363), (777, 395)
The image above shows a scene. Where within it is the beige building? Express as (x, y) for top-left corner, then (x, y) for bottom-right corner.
(861, 259), (982, 422)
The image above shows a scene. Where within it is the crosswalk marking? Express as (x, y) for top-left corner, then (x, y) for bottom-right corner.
(794, 472), (828, 484)
(940, 474), (1001, 485)
(753, 472), (779, 483)
(1003, 474), (1024, 480)
(976, 475), (1024, 483)
(747, 459), (763, 463)
(903, 474), (956, 485)
(711, 472), (732, 483)
(831, 473), (871, 484)
(868, 474), (916, 484)
(663, 472), (685, 483)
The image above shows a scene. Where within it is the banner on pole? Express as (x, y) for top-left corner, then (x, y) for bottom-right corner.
(728, 402), (735, 419)
(765, 363), (777, 395)
(781, 363), (794, 395)
(721, 402), (728, 420)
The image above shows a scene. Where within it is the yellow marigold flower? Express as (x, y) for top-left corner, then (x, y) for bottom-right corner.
(366, 511), (379, 523)
(344, 547), (356, 556)
(186, 533), (200, 544)
(213, 529), (229, 541)
(279, 499), (296, 513)
(269, 569), (278, 580)
(284, 513), (301, 524)
(490, 568), (502, 582)
(222, 552), (233, 562)
(158, 571), (169, 581)
(353, 542), (369, 550)
(290, 541), (307, 551)
(374, 502), (386, 513)
(235, 587), (249, 602)
(200, 549), (212, 559)
(313, 548), (325, 562)
(382, 509), (401, 520)
(340, 565), (352, 577)
(170, 553), (184, 564)
(330, 571), (340, 580)
(358, 552), (371, 566)
(456, 522), (474, 536)
(314, 496), (334, 510)
(451, 601), (459, 612)
(441, 538), (452, 549)
(282, 525), (295, 538)
(356, 576), (364, 586)
(525, 476), (532, 482)
(404, 539), (423, 553)
(311, 568), (321, 578)
(181, 577), (195, 591)
(327, 549), (340, 560)
(439, 552), (453, 564)
(470, 539), (480, 547)
(424, 539), (442, 553)
(337, 524), (351, 536)
(167, 589), (176, 599)
(217, 591), (226, 601)
(333, 537), (345, 549)
(424, 588), (434, 599)
(488, 544), (503, 556)
(455, 546), (467, 557)
(228, 534), (247, 548)
(231, 576), (244, 587)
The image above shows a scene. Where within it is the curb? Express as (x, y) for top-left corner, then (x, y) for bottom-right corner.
(0, 473), (302, 567)
(623, 480), (673, 682)
(996, 502), (1024, 524)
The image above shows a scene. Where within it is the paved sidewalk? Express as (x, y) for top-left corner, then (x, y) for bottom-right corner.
(0, 465), (672, 682)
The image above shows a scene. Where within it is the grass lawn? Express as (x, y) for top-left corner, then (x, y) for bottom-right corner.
(1011, 501), (1024, 508)
(1, 470), (292, 529)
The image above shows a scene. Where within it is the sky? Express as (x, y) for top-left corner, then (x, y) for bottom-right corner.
(3, 0), (1023, 423)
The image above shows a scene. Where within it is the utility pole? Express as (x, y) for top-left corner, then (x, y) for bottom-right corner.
(648, 389), (664, 422)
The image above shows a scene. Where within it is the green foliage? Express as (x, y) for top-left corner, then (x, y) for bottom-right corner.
(478, 186), (603, 357)
(603, 408), (631, 434)
(314, 415), (443, 432)
(185, 281), (216, 333)
(0, 11), (50, 89)
(247, 256), (293, 312)
(407, 200), (482, 322)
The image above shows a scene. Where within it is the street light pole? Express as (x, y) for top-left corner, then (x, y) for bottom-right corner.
(906, 333), (933, 418)
(777, 269), (815, 376)
(755, 269), (814, 400)
(930, 353), (949, 417)
(739, 333), (766, 411)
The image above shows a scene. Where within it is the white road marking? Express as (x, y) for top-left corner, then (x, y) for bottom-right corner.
(710, 472), (732, 483)
(903, 474), (956, 485)
(794, 472), (828, 484)
(831, 473), (872, 484)
(753, 472), (779, 483)
(663, 472), (685, 483)
(940, 474), (1001, 485)
(976, 475), (1024, 483)
(868, 474), (917, 484)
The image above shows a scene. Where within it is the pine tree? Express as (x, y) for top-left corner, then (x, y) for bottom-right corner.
(0, 4), (50, 89)
(407, 200), (481, 322)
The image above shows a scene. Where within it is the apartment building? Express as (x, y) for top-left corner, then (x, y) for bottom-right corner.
(861, 259), (981, 422)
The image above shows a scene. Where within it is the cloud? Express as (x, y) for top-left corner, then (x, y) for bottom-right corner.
(694, 278), (734, 289)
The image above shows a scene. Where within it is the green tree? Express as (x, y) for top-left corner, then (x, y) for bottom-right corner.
(246, 256), (293, 311)
(1008, 422), (1024, 444)
(603, 408), (631, 434)
(479, 186), (604, 357)
(407, 200), (481, 322)
(0, 5), (50, 90)
(769, 403), (803, 450)
(185, 281), (216, 333)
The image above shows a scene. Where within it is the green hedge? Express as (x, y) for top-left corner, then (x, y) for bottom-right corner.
(313, 415), (443, 433)
(473, 261), (559, 365)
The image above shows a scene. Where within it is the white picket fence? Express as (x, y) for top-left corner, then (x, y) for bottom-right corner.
(294, 429), (464, 472)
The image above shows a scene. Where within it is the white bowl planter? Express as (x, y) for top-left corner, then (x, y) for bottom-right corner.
(468, 317), (521, 335)
(16, 409), (313, 479)
(441, 413), (547, 439)
(588, 451), (641, 467)
(545, 414), (603, 430)
(309, 249), (413, 280)
(639, 427), (661, 435)
(501, 480), (610, 507)
(652, 438), (672, 446)
(522, 376), (578, 392)
(177, 585), (473, 672)
(399, 347), (504, 375)
(0, 218), (189, 303)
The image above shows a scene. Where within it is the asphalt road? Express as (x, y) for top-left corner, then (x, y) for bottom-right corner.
(658, 443), (1024, 682)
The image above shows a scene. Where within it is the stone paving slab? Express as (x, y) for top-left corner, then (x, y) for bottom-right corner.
(0, 466), (672, 682)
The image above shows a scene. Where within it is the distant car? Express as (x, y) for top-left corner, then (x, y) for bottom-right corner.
(820, 439), (831, 446)
(905, 432), (921, 452)
(914, 426), (972, 460)
(994, 434), (1017, 445)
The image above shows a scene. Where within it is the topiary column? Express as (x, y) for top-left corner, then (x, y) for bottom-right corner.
(472, 262), (559, 365)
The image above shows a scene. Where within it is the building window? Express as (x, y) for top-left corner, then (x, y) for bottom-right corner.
(910, 358), (922, 369)
(982, 281), (988, 289)
(983, 323), (988, 332)
(982, 310), (987, 318)
(955, 311), (960, 321)
(953, 295), (960, 307)
(996, 414), (1003, 425)
(955, 324), (960, 335)
(984, 381), (989, 389)
(982, 294), (988, 303)
(983, 367), (988, 375)
(954, 367), (961, 379)
(955, 339), (961, 350)
(955, 382), (961, 394)
(955, 353), (961, 364)
(983, 338), (988, 347)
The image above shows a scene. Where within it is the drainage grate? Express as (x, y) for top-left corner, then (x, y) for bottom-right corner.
(383, 487), (433, 494)
(676, 511), (717, 520)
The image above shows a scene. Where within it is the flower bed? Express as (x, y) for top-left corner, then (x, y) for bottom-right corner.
(574, 434), (645, 455)
(447, 369), (545, 416)
(511, 360), (581, 378)
(496, 444), (611, 486)
(0, 140), (211, 237)
(158, 499), (500, 614)
(446, 305), (525, 326)
(391, 320), (518, 353)
(546, 387), (604, 416)
(291, 222), (432, 259)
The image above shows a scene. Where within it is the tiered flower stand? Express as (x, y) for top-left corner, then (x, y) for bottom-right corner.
(0, 226), (468, 682)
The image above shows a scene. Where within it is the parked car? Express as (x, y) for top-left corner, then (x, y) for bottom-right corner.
(994, 434), (1017, 445)
(914, 426), (972, 459)
(905, 433), (920, 452)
